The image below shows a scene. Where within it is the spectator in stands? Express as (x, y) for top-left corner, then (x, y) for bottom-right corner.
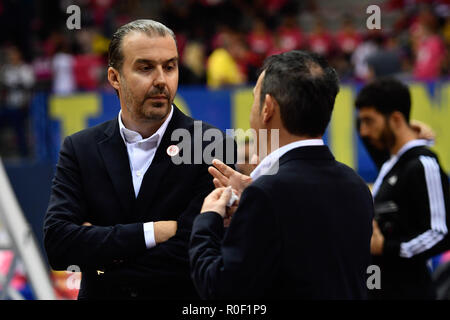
(333, 14), (362, 78)
(179, 41), (206, 85)
(247, 17), (273, 60)
(0, 45), (35, 157)
(335, 14), (362, 61)
(210, 24), (233, 50)
(51, 39), (76, 95)
(412, 8), (447, 80)
(308, 16), (334, 58)
(351, 30), (382, 81)
(206, 32), (246, 88)
(366, 34), (403, 81)
(32, 46), (53, 92)
(276, 13), (305, 52)
(73, 29), (106, 91)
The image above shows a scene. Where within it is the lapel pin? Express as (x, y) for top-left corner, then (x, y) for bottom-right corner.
(167, 145), (179, 157)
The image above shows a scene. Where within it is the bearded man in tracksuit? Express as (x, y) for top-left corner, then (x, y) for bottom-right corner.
(355, 77), (450, 299)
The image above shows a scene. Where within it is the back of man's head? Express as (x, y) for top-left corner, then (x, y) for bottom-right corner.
(261, 50), (339, 137)
(355, 77), (411, 122)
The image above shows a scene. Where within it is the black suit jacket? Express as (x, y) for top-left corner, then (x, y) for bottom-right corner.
(44, 106), (232, 299)
(189, 145), (374, 299)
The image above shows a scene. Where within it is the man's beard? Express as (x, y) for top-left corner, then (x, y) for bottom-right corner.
(122, 81), (171, 122)
(379, 125), (396, 152)
(370, 121), (396, 153)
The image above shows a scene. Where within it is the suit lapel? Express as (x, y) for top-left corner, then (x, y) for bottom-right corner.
(98, 119), (135, 218)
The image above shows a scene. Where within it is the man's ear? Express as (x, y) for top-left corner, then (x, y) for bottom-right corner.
(389, 111), (406, 130)
(262, 94), (276, 124)
(107, 67), (121, 91)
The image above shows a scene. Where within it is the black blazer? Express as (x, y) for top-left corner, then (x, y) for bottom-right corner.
(44, 106), (231, 299)
(189, 145), (374, 299)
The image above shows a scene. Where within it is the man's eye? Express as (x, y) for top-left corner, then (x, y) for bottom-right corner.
(165, 64), (176, 71)
(141, 66), (153, 71)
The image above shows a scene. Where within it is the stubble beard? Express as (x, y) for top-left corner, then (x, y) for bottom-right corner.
(378, 121), (397, 152)
(122, 80), (171, 123)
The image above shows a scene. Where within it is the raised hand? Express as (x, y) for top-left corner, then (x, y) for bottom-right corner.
(208, 159), (253, 196)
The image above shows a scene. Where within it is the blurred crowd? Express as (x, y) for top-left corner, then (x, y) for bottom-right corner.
(0, 0), (449, 158)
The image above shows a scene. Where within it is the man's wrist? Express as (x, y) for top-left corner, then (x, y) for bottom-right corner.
(143, 222), (156, 249)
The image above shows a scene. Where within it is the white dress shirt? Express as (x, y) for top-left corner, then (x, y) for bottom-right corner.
(250, 139), (325, 181)
(118, 105), (174, 249)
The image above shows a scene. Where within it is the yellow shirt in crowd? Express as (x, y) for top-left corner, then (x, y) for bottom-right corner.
(206, 48), (244, 88)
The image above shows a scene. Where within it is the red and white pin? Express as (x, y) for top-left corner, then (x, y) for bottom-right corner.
(166, 145), (179, 157)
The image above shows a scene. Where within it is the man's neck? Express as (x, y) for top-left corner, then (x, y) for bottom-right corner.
(390, 127), (418, 156)
(266, 129), (321, 155)
(120, 113), (166, 139)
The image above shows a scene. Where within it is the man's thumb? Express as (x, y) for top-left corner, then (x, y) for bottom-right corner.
(220, 186), (232, 204)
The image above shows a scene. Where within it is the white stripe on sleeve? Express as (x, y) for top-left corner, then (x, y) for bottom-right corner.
(399, 156), (447, 258)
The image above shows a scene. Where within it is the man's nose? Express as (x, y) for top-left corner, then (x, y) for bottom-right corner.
(154, 66), (166, 88)
(359, 124), (369, 138)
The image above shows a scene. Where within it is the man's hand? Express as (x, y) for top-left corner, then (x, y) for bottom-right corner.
(223, 199), (239, 227)
(371, 220), (384, 255)
(411, 119), (435, 141)
(154, 221), (177, 244)
(200, 187), (233, 217)
(208, 159), (253, 196)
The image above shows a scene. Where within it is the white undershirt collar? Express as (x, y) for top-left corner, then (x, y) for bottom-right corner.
(250, 139), (324, 181)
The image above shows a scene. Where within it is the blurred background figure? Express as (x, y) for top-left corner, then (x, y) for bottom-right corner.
(179, 41), (206, 85)
(333, 14), (362, 78)
(308, 15), (334, 59)
(335, 14), (362, 60)
(207, 31), (247, 88)
(51, 37), (75, 95)
(351, 30), (383, 81)
(276, 13), (306, 52)
(366, 33), (403, 81)
(247, 17), (274, 64)
(411, 5), (447, 81)
(0, 45), (35, 157)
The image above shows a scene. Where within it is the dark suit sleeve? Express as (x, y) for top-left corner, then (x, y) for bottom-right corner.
(100, 133), (236, 285)
(43, 136), (147, 270)
(189, 185), (281, 299)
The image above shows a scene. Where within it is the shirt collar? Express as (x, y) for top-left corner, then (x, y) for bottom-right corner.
(250, 139), (324, 181)
(372, 139), (430, 197)
(118, 105), (173, 148)
(394, 139), (429, 159)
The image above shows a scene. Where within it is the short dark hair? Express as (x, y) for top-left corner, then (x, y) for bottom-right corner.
(108, 19), (177, 72)
(355, 77), (411, 122)
(260, 50), (339, 137)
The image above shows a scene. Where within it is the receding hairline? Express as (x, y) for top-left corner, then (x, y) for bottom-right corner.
(108, 19), (178, 70)
(116, 19), (176, 39)
(121, 30), (177, 48)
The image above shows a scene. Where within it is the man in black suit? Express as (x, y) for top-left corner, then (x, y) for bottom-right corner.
(189, 51), (374, 299)
(43, 19), (230, 299)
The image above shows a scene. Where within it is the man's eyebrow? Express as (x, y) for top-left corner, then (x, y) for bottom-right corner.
(134, 57), (179, 65)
